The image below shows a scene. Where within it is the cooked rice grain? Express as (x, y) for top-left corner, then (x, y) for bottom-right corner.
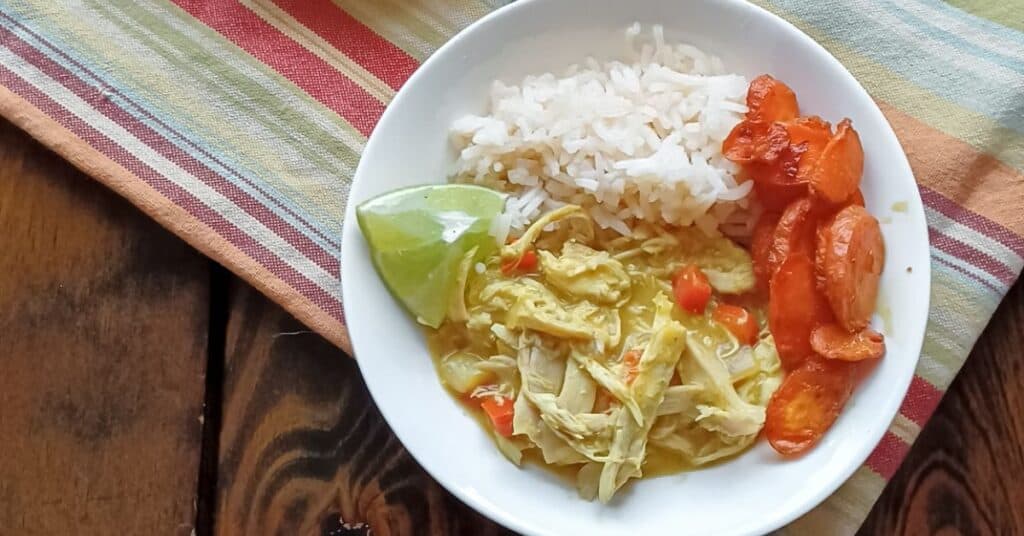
(450, 24), (756, 239)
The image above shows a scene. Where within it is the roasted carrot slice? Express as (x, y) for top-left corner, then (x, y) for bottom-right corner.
(751, 211), (780, 291)
(723, 120), (757, 163)
(746, 74), (799, 123)
(814, 218), (831, 292)
(785, 116), (832, 182)
(820, 205), (885, 331)
(765, 356), (857, 455)
(815, 190), (864, 286)
(810, 324), (886, 361)
(753, 179), (808, 212)
(723, 120), (766, 164)
(749, 140), (809, 211)
(723, 120), (789, 164)
(755, 122), (791, 163)
(814, 191), (865, 290)
(809, 119), (863, 205)
(752, 137), (806, 183)
(786, 116), (832, 144)
(843, 188), (865, 208)
(768, 254), (832, 370)
(767, 197), (819, 280)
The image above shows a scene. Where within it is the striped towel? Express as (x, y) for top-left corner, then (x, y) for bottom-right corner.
(1, 0), (1020, 532)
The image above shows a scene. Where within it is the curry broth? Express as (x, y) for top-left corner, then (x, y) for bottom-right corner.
(425, 219), (774, 490)
(428, 307), (760, 486)
(427, 335), (733, 487)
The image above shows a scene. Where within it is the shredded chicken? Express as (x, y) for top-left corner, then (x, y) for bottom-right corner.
(428, 205), (782, 501)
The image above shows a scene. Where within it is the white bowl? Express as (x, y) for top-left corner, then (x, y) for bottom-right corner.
(341, 0), (931, 534)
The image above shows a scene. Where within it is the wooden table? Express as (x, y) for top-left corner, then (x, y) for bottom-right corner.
(1, 118), (1022, 536)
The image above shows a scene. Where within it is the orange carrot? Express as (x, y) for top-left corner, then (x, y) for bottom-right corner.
(480, 396), (515, 437)
(768, 254), (833, 370)
(818, 205), (885, 331)
(765, 356), (857, 455)
(713, 304), (759, 346)
(810, 324), (886, 362)
(501, 249), (538, 275)
(746, 75), (799, 123)
(809, 119), (863, 205)
(751, 211), (780, 291)
(622, 349), (642, 385)
(673, 264), (712, 315)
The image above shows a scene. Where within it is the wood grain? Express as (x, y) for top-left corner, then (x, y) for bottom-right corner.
(2, 112), (1023, 534)
(214, 282), (512, 536)
(212, 276), (1024, 536)
(210, 279), (1024, 536)
(860, 280), (1024, 535)
(0, 119), (210, 535)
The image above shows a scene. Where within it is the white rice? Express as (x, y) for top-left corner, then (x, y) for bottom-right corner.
(449, 24), (757, 244)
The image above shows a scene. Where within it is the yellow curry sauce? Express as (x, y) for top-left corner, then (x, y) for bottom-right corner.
(426, 207), (782, 501)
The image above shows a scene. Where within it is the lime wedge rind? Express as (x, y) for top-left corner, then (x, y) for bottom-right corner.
(356, 184), (505, 327)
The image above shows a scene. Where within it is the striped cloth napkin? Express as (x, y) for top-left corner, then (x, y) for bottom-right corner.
(1, 0), (1020, 532)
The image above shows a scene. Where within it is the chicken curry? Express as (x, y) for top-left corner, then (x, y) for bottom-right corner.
(428, 205), (782, 502)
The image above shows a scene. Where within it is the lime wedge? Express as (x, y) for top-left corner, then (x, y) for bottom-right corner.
(356, 184), (505, 328)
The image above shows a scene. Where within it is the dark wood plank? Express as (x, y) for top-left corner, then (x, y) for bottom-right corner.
(214, 278), (1024, 535)
(0, 119), (210, 535)
(214, 281), (512, 536)
(860, 280), (1024, 535)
